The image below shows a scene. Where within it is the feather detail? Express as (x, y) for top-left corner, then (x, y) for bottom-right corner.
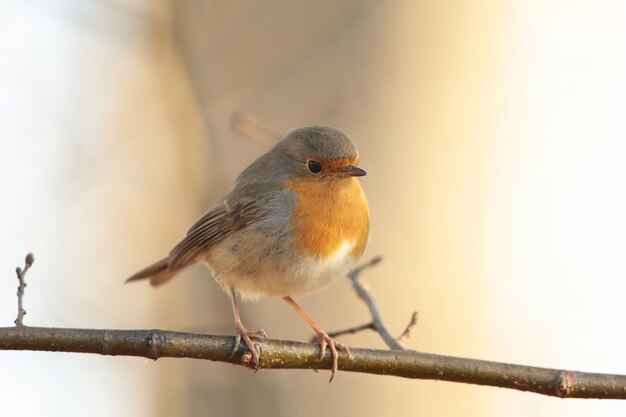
(168, 199), (261, 268)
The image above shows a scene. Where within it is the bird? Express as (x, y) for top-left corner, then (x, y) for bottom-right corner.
(126, 125), (369, 381)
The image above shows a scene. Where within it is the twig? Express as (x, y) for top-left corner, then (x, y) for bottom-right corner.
(319, 257), (415, 347)
(397, 311), (419, 343)
(346, 256), (412, 350)
(325, 322), (375, 340)
(14, 253), (34, 326)
(1, 326), (625, 399)
(230, 111), (282, 144)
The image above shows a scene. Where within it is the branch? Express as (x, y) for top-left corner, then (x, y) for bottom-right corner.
(1, 326), (625, 399)
(5, 251), (626, 399)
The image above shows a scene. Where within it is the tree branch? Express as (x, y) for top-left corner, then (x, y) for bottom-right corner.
(5, 251), (626, 399)
(1, 325), (625, 399)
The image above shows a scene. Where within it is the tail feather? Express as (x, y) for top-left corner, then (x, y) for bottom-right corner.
(125, 257), (180, 287)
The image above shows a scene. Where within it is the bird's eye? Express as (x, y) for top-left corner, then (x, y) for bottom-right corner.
(307, 160), (322, 174)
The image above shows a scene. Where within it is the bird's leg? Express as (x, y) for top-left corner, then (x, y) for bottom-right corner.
(228, 289), (266, 367)
(283, 296), (350, 382)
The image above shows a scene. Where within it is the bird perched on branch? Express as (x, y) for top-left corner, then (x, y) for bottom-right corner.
(127, 126), (369, 380)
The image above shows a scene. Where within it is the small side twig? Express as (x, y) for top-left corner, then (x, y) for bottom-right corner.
(325, 322), (375, 340)
(397, 311), (419, 343)
(230, 111), (282, 144)
(14, 253), (35, 327)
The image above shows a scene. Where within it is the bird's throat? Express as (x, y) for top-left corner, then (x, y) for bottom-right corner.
(284, 177), (369, 259)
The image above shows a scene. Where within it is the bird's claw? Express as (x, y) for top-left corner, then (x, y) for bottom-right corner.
(316, 330), (351, 382)
(231, 324), (266, 369)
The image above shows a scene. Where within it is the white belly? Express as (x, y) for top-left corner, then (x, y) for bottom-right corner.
(207, 239), (361, 300)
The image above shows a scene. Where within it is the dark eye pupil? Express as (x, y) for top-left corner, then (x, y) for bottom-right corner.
(307, 160), (322, 174)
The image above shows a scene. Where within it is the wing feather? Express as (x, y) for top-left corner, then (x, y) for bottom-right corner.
(168, 199), (261, 268)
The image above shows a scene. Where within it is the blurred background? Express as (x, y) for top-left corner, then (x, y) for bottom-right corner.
(1, 1), (626, 416)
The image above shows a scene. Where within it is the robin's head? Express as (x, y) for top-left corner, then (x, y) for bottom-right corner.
(278, 126), (366, 180)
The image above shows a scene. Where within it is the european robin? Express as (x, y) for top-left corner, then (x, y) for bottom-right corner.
(126, 126), (369, 380)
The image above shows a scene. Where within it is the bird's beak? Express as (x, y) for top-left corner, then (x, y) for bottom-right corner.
(341, 165), (367, 177)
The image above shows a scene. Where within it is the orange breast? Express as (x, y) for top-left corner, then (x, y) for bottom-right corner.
(284, 177), (369, 258)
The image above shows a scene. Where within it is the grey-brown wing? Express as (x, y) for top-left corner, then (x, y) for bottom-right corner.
(168, 199), (261, 268)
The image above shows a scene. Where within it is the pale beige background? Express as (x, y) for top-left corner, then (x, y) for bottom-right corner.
(1, 1), (625, 416)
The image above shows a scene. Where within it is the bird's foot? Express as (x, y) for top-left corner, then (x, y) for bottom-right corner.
(231, 322), (267, 369)
(315, 330), (351, 382)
